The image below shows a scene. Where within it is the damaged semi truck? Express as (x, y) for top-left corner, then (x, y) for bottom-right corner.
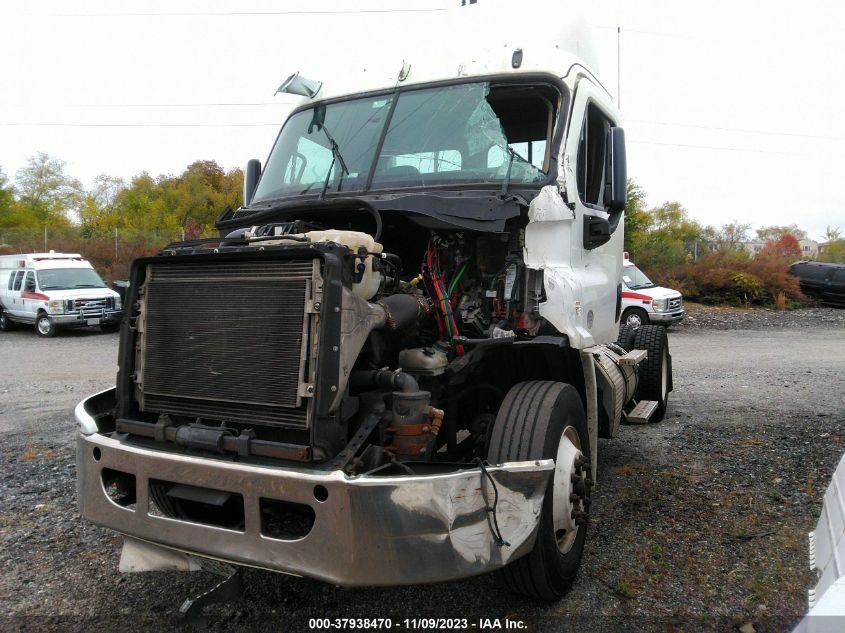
(75, 13), (672, 603)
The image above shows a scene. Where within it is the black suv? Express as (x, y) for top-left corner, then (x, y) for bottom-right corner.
(790, 261), (845, 307)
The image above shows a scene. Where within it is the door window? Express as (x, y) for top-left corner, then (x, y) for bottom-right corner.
(576, 102), (613, 208)
(12, 271), (24, 291)
(24, 272), (36, 292)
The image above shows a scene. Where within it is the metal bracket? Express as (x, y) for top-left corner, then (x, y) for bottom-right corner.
(179, 561), (243, 619)
(618, 349), (647, 366)
(298, 382), (316, 398)
(329, 402), (385, 472)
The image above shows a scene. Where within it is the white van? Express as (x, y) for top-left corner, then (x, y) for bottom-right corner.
(0, 252), (122, 337)
(621, 253), (685, 328)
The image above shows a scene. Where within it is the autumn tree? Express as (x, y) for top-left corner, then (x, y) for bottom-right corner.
(631, 201), (705, 269)
(79, 174), (126, 236)
(756, 224), (808, 242)
(14, 152), (82, 227)
(623, 179), (649, 253)
(0, 168), (13, 215)
(761, 233), (801, 259)
(718, 221), (752, 250)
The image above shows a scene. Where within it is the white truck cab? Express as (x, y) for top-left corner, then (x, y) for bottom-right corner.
(621, 253), (685, 328)
(0, 252), (122, 337)
(74, 3), (676, 607)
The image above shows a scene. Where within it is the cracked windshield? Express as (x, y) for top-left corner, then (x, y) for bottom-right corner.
(252, 82), (555, 202)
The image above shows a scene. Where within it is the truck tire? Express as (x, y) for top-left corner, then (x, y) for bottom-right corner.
(488, 381), (591, 602)
(35, 313), (57, 338)
(0, 311), (15, 331)
(632, 325), (671, 421)
(615, 324), (637, 351)
(621, 307), (649, 330)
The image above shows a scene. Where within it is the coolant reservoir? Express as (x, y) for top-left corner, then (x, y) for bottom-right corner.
(305, 230), (383, 300)
(398, 346), (449, 377)
(249, 229), (383, 300)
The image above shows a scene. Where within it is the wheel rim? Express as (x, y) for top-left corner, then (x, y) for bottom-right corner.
(626, 312), (643, 329)
(552, 426), (588, 554)
(37, 317), (51, 335)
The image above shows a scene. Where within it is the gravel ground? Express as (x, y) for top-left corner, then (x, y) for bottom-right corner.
(1, 307), (843, 633)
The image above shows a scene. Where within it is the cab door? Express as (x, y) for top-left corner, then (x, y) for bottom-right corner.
(21, 271), (41, 323)
(6, 270), (26, 319)
(563, 78), (625, 344)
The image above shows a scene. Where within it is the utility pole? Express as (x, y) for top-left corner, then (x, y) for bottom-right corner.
(617, 26), (621, 109)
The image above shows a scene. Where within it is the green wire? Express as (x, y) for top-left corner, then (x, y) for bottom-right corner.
(447, 263), (467, 297)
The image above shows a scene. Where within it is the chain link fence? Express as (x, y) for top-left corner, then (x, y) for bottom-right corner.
(0, 227), (183, 283)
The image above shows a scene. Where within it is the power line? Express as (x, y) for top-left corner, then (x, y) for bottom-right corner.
(46, 8), (448, 17)
(627, 118), (839, 141)
(594, 24), (688, 38)
(1, 102), (292, 108)
(628, 139), (803, 156)
(0, 122), (280, 128)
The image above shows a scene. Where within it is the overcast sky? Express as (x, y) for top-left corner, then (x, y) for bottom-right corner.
(2, 0), (843, 241)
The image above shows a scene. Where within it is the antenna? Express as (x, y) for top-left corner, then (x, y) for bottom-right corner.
(617, 26), (621, 109)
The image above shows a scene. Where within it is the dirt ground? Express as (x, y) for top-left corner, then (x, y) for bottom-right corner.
(1, 307), (843, 632)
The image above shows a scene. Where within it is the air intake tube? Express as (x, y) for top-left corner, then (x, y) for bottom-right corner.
(350, 369), (441, 460)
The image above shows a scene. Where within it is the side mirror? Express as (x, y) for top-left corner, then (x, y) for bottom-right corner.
(604, 127), (627, 216)
(243, 159), (261, 206)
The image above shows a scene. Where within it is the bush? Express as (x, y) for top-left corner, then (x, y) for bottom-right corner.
(648, 249), (805, 307)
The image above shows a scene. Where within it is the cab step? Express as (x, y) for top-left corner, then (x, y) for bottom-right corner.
(618, 348), (647, 366)
(624, 400), (658, 424)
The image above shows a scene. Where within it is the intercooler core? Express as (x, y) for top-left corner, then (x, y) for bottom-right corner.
(136, 258), (319, 429)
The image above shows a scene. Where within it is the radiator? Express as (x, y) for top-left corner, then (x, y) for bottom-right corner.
(136, 258), (318, 429)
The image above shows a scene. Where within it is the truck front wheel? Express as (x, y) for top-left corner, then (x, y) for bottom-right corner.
(35, 313), (57, 338)
(488, 381), (591, 602)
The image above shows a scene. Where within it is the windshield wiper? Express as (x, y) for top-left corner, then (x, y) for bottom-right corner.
(499, 146), (516, 198)
(318, 123), (349, 200)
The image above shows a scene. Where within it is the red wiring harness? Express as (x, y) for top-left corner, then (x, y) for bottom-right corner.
(424, 241), (464, 356)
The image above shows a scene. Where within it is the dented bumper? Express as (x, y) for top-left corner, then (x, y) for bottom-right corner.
(75, 389), (553, 586)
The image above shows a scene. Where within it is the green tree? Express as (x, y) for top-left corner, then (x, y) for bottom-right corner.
(718, 221), (752, 249)
(79, 174), (126, 236)
(14, 152), (82, 227)
(0, 167), (13, 216)
(623, 179), (649, 253)
(819, 240), (845, 263)
(824, 226), (841, 241)
(756, 224), (808, 242)
(634, 201), (706, 269)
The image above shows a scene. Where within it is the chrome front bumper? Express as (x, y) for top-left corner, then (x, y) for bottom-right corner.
(76, 389), (553, 586)
(650, 310), (685, 325)
(53, 310), (122, 326)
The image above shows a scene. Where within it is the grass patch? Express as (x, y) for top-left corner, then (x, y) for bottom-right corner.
(20, 446), (58, 462)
